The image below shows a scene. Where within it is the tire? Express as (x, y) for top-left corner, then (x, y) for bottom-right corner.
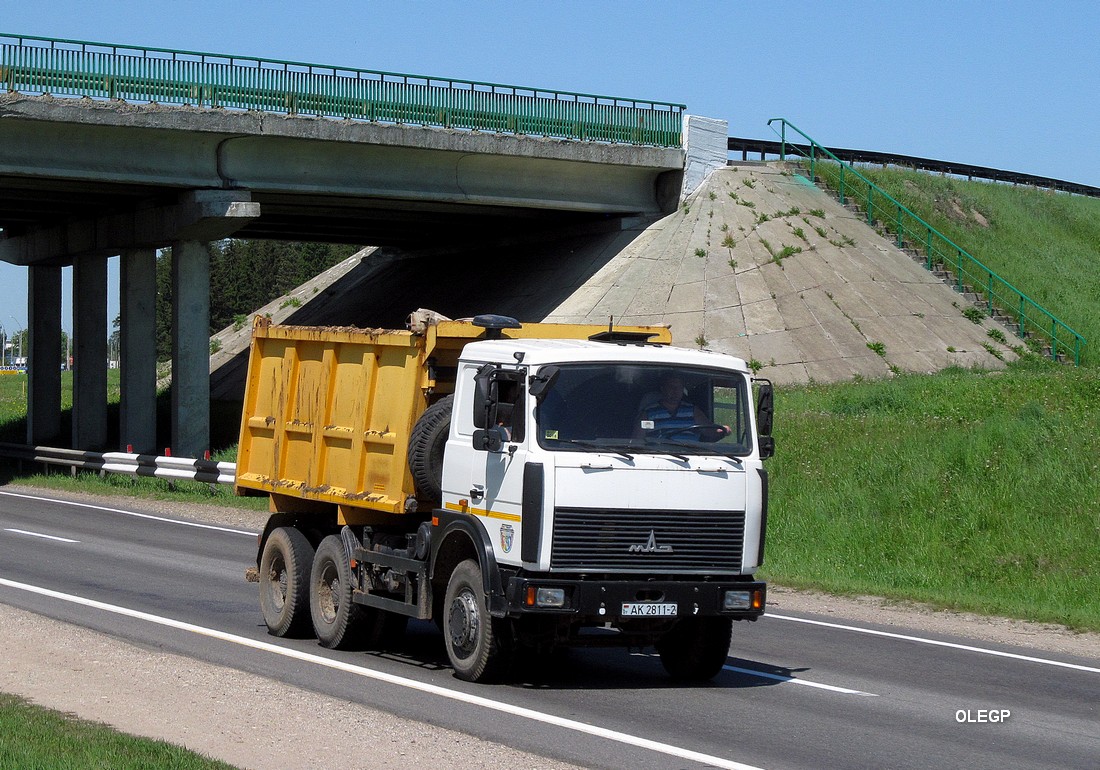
(408, 394), (454, 501)
(656, 617), (733, 682)
(310, 535), (371, 650)
(442, 559), (512, 682)
(258, 527), (315, 638)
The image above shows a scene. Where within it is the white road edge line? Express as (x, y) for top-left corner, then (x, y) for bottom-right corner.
(0, 491), (255, 536)
(0, 577), (767, 770)
(722, 664), (877, 696)
(768, 614), (1100, 674)
(3, 528), (79, 544)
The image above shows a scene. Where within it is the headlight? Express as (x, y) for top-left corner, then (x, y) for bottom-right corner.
(525, 586), (567, 608)
(723, 590), (752, 610)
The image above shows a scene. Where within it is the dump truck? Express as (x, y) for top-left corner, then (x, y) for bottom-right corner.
(238, 311), (773, 682)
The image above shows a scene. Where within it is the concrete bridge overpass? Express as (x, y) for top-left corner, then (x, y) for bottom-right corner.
(0, 33), (727, 457)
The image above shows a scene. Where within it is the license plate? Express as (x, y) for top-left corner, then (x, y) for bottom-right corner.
(621, 602), (677, 617)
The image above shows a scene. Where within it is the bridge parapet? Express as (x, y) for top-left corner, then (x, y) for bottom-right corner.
(0, 32), (685, 148)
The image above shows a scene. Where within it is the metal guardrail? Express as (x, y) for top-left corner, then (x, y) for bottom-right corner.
(767, 118), (1086, 366)
(728, 137), (1100, 198)
(0, 32), (685, 147)
(0, 442), (235, 485)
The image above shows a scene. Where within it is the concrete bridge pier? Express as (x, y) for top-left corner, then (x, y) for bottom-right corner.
(119, 248), (157, 454)
(170, 240), (211, 459)
(27, 265), (63, 445)
(73, 254), (108, 450)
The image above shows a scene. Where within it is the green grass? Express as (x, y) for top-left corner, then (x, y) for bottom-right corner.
(824, 164), (1100, 364)
(762, 360), (1100, 631)
(0, 693), (238, 770)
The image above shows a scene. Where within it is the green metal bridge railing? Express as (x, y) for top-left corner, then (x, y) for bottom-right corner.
(767, 118), (1085, 366)
(0, 33), (685, 147)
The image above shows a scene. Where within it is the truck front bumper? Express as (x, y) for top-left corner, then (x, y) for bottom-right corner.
(502, 575), (766, 621)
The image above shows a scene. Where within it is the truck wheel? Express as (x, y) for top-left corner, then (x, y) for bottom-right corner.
(443, 559), (511, 682)
(310, 535), (370, 650)
(408, 394), (454, 501)
(656, 617), (733, 682)
(259, 527), (315, 638)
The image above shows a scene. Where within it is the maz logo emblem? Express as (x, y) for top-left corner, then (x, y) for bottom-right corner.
(628, 529), (673, 554)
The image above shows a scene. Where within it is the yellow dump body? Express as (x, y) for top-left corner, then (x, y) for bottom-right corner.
(235, 316), (671, 523)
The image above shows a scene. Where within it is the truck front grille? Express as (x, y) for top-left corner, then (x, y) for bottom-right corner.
(550, 507), (745, 573)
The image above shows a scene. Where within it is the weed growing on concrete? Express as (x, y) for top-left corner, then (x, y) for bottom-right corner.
(738, 199), (756, 209)
(709, 191), (717, 201)
(946, 345), (956, 352)
(773, 245), (803, 266)
(962, 306), (985, 324)
(743, 178), (755, 189)
(210, 338), (222, 355)
(728, 259), (738, 270)
(748, 358), (763, 374)
(988, 328), (1008, 344)
(888, 364), (902, 375)
(279, 297), (302, 309)
(694, 248), (707, 258)
(814, 225), (828, 238)
(828, 235), (856, 248)
(720, 223), (730, 232)
(232, 314), (248, 332)
(982, 342), (1005, 361)
(867, 341), (886, 357)
(694, 334), (708, 349)
(792, 226), (808, 243)
(760, 238), (776, 258)
(728, 191), (738, 200)
(808, 208), (826, 218)
(757, 212), (770, 224)
(722, 234), (736, 249)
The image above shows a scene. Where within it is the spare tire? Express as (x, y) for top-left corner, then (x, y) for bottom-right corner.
(408, 394), (454, 501)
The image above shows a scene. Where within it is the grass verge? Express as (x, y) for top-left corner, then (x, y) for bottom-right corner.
(0, 693), (237, 770)
(763, 360), (1100, 631)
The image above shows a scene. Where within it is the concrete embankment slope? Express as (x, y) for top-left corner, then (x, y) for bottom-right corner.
(209, 162), (1014, 400)
(544, 163), (1014, 384)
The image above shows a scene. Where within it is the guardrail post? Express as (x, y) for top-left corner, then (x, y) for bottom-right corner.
(987, 271), (993, 315)
(1050, 320), (1058, 361)
(838, 165), (846, 204)
(779, 121), (786, 160)
(925, 227), (933, 270)
(809, 142), (816, 182)
(896, 209), (903, 248)
(1018, 296), (1025, 337)
(866, 187), (873, 226)
(956, 249), (962, 292)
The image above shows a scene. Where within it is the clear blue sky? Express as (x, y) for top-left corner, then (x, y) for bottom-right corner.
(2, 0), (1097, 339)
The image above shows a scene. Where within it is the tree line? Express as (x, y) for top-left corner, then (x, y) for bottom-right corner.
(154, 240), (359, 361)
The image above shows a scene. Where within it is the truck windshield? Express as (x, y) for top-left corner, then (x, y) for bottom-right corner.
(535, 363), (753, 456)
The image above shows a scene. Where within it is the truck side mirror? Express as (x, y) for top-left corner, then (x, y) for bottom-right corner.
(472, 363), (496, 429)
(472, 428), (504, 453)
(755, 380), (774, 437)
(758, 435), (775, 460)
(529, 365), (560, 401)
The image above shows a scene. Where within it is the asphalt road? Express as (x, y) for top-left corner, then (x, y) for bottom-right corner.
(0, 490), (1097, 770)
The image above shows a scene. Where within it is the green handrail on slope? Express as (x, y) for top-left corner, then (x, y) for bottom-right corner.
(0, 32), (685, 148)
(767, 118), (1085, 366)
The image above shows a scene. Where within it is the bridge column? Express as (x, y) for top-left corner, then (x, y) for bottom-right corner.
(27, 265), (63, 445)
(73, 254), (109, 449)
(171, 240), (210, 458)
(120, 248), (157, 453)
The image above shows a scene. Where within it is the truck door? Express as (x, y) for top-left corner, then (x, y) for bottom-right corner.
(445, 363), (530, 565)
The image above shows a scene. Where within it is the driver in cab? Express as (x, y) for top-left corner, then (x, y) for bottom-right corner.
(634, 373), (731, 442)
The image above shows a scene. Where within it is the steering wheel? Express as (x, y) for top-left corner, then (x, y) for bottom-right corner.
(647, 423), (728, 439)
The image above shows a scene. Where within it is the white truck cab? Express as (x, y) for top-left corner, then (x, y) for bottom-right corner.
(434, 336), (772, 681)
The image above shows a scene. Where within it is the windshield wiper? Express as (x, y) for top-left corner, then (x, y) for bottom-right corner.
(565, 439), (634, 461)
(644, 437), (744, 463)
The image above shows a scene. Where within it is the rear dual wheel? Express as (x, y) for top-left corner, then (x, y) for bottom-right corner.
(259, 527), (314, 638)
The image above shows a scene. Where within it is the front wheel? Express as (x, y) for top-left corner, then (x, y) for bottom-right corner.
(310, 535), (371, 650)
(656, 617), (733, 682)
(258, 527), (315, 638)
(442, 559), (512, 682)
